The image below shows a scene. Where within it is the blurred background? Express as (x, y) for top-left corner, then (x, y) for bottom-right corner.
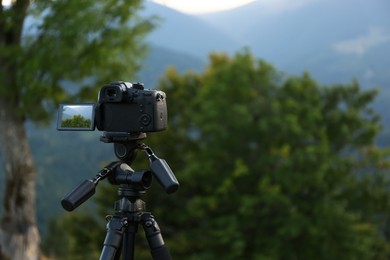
(0, 0), (389, 259)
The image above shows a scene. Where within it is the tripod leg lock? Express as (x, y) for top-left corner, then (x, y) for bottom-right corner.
(142, 213), (173, 260)
(99, 216), (130, 260)
(142, 213), (165, 249)
(103, 216), (128, 250)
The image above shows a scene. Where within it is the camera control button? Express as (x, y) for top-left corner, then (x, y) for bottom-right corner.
(140, 114), (151, 126)
(133, 82), (144, 90)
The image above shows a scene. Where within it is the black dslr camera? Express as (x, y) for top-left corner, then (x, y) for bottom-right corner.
(57, 81), (168, 133)
(95, 81), (167, 133)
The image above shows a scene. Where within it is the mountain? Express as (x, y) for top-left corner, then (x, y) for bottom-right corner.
(143, 0), (390, 143)
(144, 0), (390, 87)
(138, 44), (204, 87)
(197, 0), (390, 86)
(141, 1), (240, 59)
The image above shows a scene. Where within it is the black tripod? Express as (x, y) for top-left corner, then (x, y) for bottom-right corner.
(61, 132), (179, 260)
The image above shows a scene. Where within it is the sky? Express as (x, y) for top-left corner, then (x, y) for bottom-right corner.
(151, 0), (315, 14)
(2, 0), (312, 14)
(152, 0), (257, 14)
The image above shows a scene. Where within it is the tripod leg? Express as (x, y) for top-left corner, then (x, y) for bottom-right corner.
(142, 213), (172, 260)
(122, 221), (138, 260)
(99, 216), (127, 260)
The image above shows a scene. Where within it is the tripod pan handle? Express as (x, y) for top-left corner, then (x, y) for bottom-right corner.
(150, 157), (179, 194)
(61, 179), (96, 211)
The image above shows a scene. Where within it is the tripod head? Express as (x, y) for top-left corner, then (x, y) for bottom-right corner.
(61, 132), (179, 211)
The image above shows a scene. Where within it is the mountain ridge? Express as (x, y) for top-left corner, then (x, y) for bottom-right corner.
(142, 1), (240, 59)
(143, 0), (390, 141)
(143, 1), (390, 104)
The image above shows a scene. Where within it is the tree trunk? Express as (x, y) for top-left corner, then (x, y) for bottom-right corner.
(0, 0), (39, 257)
(0, 99), (40, 259)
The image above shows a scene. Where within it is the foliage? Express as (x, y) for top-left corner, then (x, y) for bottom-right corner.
(42, 211), (101, 260)
(44, 51), (390, 259)
(60, 114), (92, 128)
(0, 0), (156, 123)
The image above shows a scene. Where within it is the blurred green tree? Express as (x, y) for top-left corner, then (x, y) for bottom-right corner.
(163, 52), (390, 259)
(47, 51), (390, 259)
(0, 0), (154, 258)
(61, 114), (92, 128)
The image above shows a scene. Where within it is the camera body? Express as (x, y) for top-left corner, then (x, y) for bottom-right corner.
(95, 81), (167, 133)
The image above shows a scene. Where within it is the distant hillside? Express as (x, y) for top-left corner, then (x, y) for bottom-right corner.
(198, 0), (390, 88)
(144, 0), (390, 145)
(142, 0), (390, 88)
(138, 44), (204, 87)
(141, 1), (240, 59)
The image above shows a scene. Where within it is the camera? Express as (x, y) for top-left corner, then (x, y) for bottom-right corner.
(95, 81), (167, 133)
(57, 81), (168, 133)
